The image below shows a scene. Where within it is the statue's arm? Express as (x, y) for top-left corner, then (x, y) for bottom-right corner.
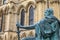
(16, 23), (35, 30)
(16, 20), (40, 30)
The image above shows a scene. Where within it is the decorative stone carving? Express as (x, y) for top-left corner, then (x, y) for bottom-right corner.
(50, 0), (59, 4)
(21, 32), (26, 38)
(6, 0), (20, 4)
(28, 31), (34, 37)
(8, 3), (16, 14)
(35, 0), (46, 3)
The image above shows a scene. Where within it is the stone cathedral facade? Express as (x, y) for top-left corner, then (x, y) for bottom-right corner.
(0, 0), (60, 40)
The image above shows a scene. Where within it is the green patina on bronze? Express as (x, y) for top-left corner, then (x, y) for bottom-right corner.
(16, 8), (60, 40)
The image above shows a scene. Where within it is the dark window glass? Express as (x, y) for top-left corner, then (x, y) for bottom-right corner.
(20, 9), (25, 26)
(29, 6), (34, 25)
(3, 0), (6, 4)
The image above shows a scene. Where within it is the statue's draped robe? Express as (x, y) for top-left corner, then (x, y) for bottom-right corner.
(38, 16), (60, 40)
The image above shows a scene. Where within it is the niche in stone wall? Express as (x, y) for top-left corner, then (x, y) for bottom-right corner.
(0, 36), (3, 40)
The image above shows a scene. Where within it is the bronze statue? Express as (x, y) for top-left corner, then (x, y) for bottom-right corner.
(16, 8), (60, 40)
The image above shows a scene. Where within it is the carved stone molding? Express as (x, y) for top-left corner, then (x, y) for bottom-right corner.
(26, 1), (36, 12)
(35, 0), (46, 3)
(0, 4), (10, 15)
(8, 3), (17, 14)
(28, 31), (34, 37)
(6, 0), (20, 4)
(35, 0), (60, 4)
(50, 0), (59, 4)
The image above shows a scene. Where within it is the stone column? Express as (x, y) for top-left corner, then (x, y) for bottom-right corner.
(50, 1), (59, 19)
(9, 13), (17, 31)
(24, 11), (27, 25)
(36, 1), (46, 22)
(4, 14), (10, 31)
(58, 2), (60, 20)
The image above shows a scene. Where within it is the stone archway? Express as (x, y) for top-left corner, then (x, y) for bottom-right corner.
(26, 1), (36, 12)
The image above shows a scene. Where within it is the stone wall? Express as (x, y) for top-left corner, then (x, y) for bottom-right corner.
(0, 0), (2, 6)
(0, 0), (60, 40)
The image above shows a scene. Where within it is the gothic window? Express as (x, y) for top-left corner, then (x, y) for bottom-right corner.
(29, 6), (34, 25)
(20, 9), (25, 26)
(3, 0), (6, 4)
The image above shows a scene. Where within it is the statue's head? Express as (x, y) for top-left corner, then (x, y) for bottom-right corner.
(44, 8), (54, 17)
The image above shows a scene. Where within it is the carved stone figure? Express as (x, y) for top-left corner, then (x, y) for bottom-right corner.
(16, 8), (60, 40)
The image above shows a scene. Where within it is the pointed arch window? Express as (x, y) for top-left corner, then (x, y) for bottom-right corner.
(29, 6), (34, 25)
(3, 0), (6, 4)
(20, 9), (25, 26)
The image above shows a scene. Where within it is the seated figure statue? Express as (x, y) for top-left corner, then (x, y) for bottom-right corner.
(16, 8), (60, 40)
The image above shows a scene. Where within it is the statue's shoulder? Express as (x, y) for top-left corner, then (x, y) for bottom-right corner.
(38, 18), (47, 24)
